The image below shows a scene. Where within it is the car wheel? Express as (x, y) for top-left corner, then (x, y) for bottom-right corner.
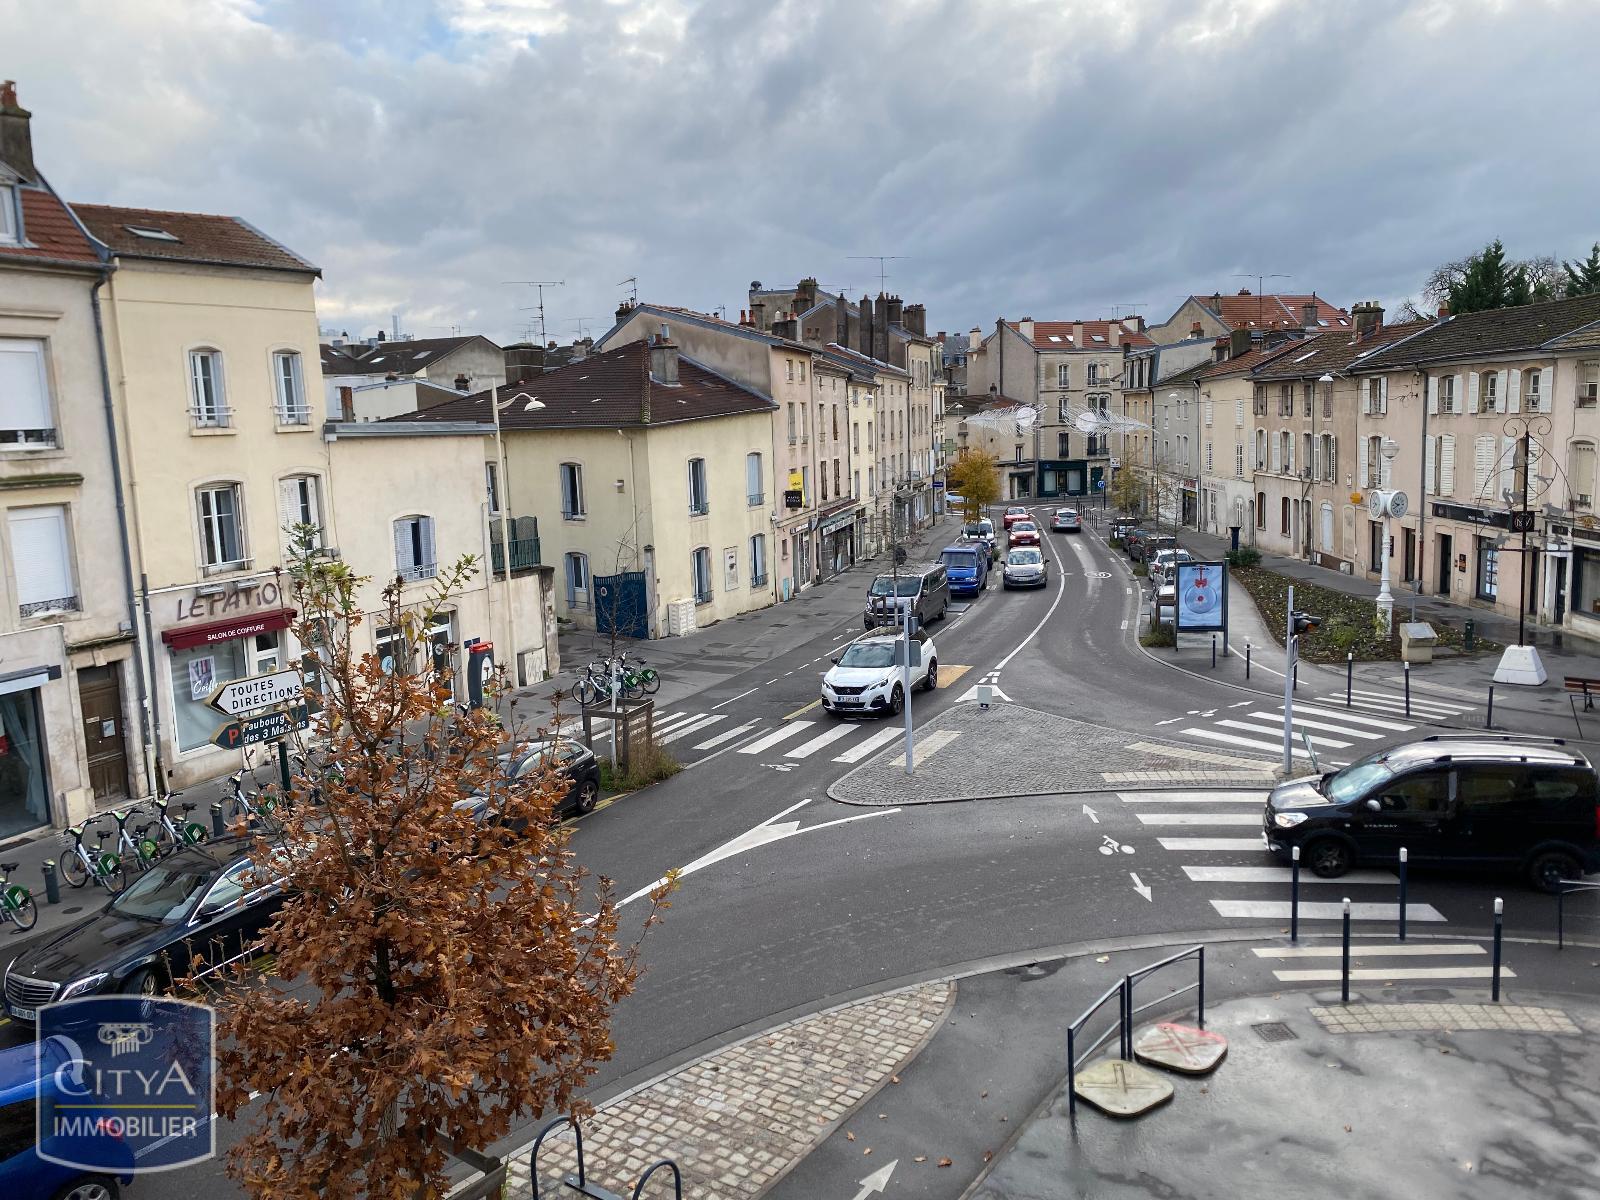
(120, 967), (160, 998)
(923, 659), (938, 692)
(1305, 838), (1352, 879)
(572, 778), (599, 816)
(888, 685), (904, 716)
(51, 1178), (120, 1200)
(1527, 849), (1583, 894)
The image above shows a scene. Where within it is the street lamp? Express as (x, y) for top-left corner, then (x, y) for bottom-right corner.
(1375, 437), (1400, 633)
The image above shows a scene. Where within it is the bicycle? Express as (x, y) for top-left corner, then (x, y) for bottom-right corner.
(58, 823), (125, 893)
(108, 808), (164, 873)
(619, 652), (660, 696)
(573, 659), (617, 708)
(224, 771), (288, 833)
(149, 793), (209, 850)
(0, 861), (36, 932)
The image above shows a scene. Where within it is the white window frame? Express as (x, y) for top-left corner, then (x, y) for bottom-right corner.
(197, 482), (247, 571)
(1057, 363), (1070, 388)
(485, 461), (500, 513)
(688, 457), (709, 515)
(691, 546), (713, 605)
(564, 551), (590, 608)
(0, 337), (56, 448)
(273, 350), (309, 425)
(0, 182), (17, 245)
(559, 462), (585, 519)
(745, 452), (763, 507)
(189, 349), (229, 427)
(750, 533), (768, 587)
(278, 474), (323, 555)
(393, 514), (437, 583)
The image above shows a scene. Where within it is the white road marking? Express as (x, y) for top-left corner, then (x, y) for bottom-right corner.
(1183, 728), (1311, 757)
(992, 532), (1072, 672)
(1115, 791), (1268, 804)
(1296, 702), (1416, 732)
(832, 723), (905, 763)
(658, 714), (727, 744)
(711, 687), (758, 711)
(1348, 688), (1473, 713)
(1272, 965), (1513, 982)
(784, 724), (857, 758)
(1249, 711), (1384, 739)
(651, 711), (707, 735)
(954, 683), (1012, 703)
(1209, 900), (1447, 921)
(693, 720), (759, 750)
(885, 728), (961, 767)
(1216, 719), (1353, 749)
(1135, 812), (1263, 826)
(1130, 871), (1152, 901)
(1253, 943), (1488, 959)
(1181, 865), (1395, 885)
(738, 722), (815, 755)
(1158, 837), (1264, 850)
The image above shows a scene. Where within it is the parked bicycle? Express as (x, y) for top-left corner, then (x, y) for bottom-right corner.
(58, 823), (125, 892)
(224, 770), (289, 833)
(573, 652), (661, 706)
(108, 808), (164, 873)
(149, 792), (209, 849)
(0, 860), (36, 932)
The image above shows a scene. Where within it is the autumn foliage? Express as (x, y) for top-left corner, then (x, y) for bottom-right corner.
(213, 542), (669, 1198)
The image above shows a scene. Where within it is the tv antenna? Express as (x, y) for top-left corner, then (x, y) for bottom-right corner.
(504, 279), (565, 346)
(847, 255), (906, 292)
(565, 316), (599, 341)
(618, 276), (638, 305)
(1110, 303), (1147, 317)
(1233, 273), (1291, 328)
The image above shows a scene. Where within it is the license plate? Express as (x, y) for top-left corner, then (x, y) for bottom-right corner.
(10, 1006), (35, 1021)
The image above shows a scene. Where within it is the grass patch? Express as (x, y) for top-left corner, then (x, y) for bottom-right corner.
(1225, 547), (1261, 568)
(1132, 563), (1148, 577)
(598, 740), (683, 792)
(1141, 622), (1176, 648)
(1231, 565), (1502, 663)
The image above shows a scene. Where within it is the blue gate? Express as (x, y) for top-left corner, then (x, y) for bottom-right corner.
(594, 571), (648, 640)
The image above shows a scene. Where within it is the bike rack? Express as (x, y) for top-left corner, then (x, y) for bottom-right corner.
(528, 1115), (683, 1200)
(1556, 880), (1600, 950)
(632, 1160), (683, 1199)
(1065, 978), (1130, 1121)
(1124, 945), (1206, 1032)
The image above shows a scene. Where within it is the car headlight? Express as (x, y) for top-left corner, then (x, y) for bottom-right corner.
(58, 972), (110, 1000)
(1272, 812), (1308, 829)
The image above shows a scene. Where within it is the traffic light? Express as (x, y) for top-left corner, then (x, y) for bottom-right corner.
(1291, 610), (1321, 636)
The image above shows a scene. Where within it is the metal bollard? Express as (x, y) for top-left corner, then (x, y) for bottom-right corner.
(1246, 642), (1252, 680)
(1346, 652), (1354, 707)
(210, 802), (226, 838)
(1486, 685), (1495, 729)
(1292, 659), (1298, 692)
(1404, 661), (1411, 717)
(1491, 898), (1503, 1002)
(1211, 634), (1217, 669)
(41, 859), (60, 906)
(1341, 898), (1352, 1004)
(1290, 845), (1301, 943)
(1398, 848), (1408, 942)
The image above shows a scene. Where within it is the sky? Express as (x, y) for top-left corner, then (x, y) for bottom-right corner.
(10, 0), (1600, 347)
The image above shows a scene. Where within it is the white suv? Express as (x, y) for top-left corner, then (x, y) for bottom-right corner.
(821, 634), (939, 717)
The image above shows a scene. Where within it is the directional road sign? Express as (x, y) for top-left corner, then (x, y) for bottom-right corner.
(210, 705), (310, 751)
(208, 669), (302, 717)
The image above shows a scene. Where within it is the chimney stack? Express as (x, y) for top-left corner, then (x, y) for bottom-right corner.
(1018, 318), (1035, 341)
(886, 295), (904, 326)
(1302, 300), (1319, 330)
(615, 299), (635, 325)
(834, 293), (849, 345)
(859, 295), (875, 360)
(1352, 300), (1385, 337)
(905, 303), (926, 337)
(338, 386), (355, 421)
(751, 300), (767, 331)
(1190, 320), (1204, 338)
(1229, 328), (1252, 359)
(874, 294), (890, 359)
(0, 81), (36, 182)
(797, 277), (818, 312)
(649, 323), (679, 385)
(454, 373), (470, 392)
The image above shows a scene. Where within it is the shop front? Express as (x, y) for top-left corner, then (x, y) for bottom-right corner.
(1430, 502), (1517, 614)
(0, 667), (56, 839)
(818, 506), (860, 578)
(155, 579), (297, 789)
(1036, 459), (1098, 499)
(1566, 526), (1600, 635)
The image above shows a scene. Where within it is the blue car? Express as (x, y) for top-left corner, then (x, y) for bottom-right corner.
(0, 1037), (134, 1199)
(940, 540), (989, 596)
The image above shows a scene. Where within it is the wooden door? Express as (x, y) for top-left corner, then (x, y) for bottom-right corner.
(77, 666), (129, 801)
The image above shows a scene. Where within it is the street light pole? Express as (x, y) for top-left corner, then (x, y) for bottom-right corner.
(1376, 437), (1399, 635)
(1284, 584), (1296, 774)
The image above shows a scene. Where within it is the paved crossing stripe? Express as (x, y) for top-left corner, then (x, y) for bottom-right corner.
(1298, 702), (1417, 732)
(1271, 965), (1513, 982)
(1215, 719), (1353, 748)
(785, 724), (857, 758)
(693, 721), (758, 750)
(659, 714), (726, 744)
(1209, 899), (1446, 921)
(1183, 728), (1312, 757)
(1347, 688), (1472, 714)
(1181, 865), (1394, 885)
(1247, 711), (1386, 739)
(738, 722), (815, 755)
(886, 728), (962, 767)
(1114, 791), (1267, 804)
(1158, 837), (1264, 850)
(651, 712), (707, 736)
(1253, 943), (1487, 958)
(832, 723), (904, 763)
(1135, 812), (1263, 826)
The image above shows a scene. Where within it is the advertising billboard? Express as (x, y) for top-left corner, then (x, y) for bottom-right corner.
(1174, 561), (1227, 633)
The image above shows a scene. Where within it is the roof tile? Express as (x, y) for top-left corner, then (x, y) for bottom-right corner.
(0, 186), (99, 266)
(71, 203), (317, 273)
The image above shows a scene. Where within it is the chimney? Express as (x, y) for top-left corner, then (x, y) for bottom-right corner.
(1352, 300), (1385, 337)
(1229, 328), (1252, 360)
(1018, 318), (1035, 341)
(1301, 300), (1319, 330)
(969, 325), (981, 346)
(338, 386), (355, 421)
(1128, 314), (1146, 332)
(1071, 322), (1084, 347)
(797, 277), (818, 311)
(886, 295), (904, 327)
(773, 312), (798, 341)
(905, 303), (926, 337)
(0, 81), (36, 182)
(1210, 292), (1223, 312)
(1437, 304), (1450, 319)
(835, 293), (849, 345)
(454, 373), (470, 392)
(1189, 321), (1204, 338)
(874, 295), (890, 360)
(615, 299), (634, 324)
(376, 330), (386, 342)
(649, 323), (679, 385)
(859, 295), (875, 359)
(751, 299), (767, 331)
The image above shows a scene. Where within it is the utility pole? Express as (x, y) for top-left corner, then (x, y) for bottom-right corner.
(848, 255), (906, 292)
(505, 279), (565, 345)
(1283, 585), (1296, 773)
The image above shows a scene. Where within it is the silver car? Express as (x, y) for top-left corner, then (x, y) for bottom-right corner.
(1148, 548), (1195, 589)
(1002, 546), (1047, 589)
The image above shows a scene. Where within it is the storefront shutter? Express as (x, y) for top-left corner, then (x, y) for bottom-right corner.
(0, 340), (50, 432)
(7, 507), (72, 606)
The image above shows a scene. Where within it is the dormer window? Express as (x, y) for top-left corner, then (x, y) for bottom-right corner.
(0, 184), (17, 244)
(123, 224), (179, 242)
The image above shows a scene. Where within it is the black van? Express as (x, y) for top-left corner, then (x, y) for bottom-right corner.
(1264, 736), (1600, 892)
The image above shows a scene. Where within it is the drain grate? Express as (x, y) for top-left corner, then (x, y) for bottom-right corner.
(1252, 1021), (1299, 1043)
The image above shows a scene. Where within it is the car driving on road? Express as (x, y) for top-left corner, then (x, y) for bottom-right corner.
(1051, 508), (1081, 532)
(1008, 521), (1041, 548)
(1003, 546), (1048, 589)
(963, 519), (998, 561)
(940, 540), (990, 596)
(1002, 506), (1032, 529)
(821, 633), (939, 717)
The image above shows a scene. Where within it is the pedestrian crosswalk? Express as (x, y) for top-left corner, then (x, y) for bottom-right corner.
(1174, 688), (1476, 765)
(580, 708), (935, 768)
(1252, 942), (1514, 983)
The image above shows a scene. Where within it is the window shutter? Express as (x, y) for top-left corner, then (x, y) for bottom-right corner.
(1379, 377), (1388, 414)
(1507, 368), (1521, 414)
(1313, 438), (1323, 480)
(1473, 436), (1493, 500)
(7, 507), (72, 605)
(1358, 436), (1369, 489)
(1454, 373), (1465, 413)
(1424, 435), (1436, 494)
(1499, 434), (1517, 501)
(1235, 397), (1244, 427)
(278, 478), (302, 557)
(421, 517), (436, 568)
(0, 340), (50, 431)
(1426, 374), (1438, 414)
(1270, 433), (1281, 474)
(393, 519), (412, 573)
(1467, 371), (1480, 413)
(1440, 435), (1456, 495)
(1361, 380), (1372, 415)
(1328, 437), (1337, 480)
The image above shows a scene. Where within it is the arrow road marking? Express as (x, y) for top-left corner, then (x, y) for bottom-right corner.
(1082, 803), (1099, 824)
(1130, 871), (1152, 901)
(956, 683), (1012, 703)
(852, 1159), (897, 1199)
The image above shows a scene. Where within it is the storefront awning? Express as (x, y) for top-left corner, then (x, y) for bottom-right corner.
(161, 608), (296, 651)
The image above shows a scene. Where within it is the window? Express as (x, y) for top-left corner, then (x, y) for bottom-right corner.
(1278, 430), (1292, 474)
(1439, 374), (1456, 414)
(189, 349), (228, 426)
(787, 403), (797, 442)
(687, 457), (709, 515)
(1058, 431), (1070, 457)
(1301, 432), (1313, 477)
(1476, 536), (1499, 600)
(0, 183), (17, 245)
(1279, 384), (1292, 417)
(483, 461), (501, 513)
(831, 405), (839, 440)
(197, 483), (245, 570)
(868, 466), (875, 493)
(1569, 440), (1596, 509)
(1235, 397), (1246, 428)
(853, 469), (861, 498)
(746, 452), (763, 506)
(1281, 496), (1291, 535)
(833, 458), (841, 496)
(798, 360), (806, 383)
(564, 552), (589, 608)
(1256, 492), (1266, 529)
(273, 350), (308, 424)
(691, 546), (713, 605)
(1473, 434), (1497, 501)
(559, 462), (584, 518)
(1086, 363), (1099, 386)
(820, 467), (829, 502)
(1322, 382), (1334, 418)
(786, 360), (794, 382)
(1057, 363), (1070, 388)
(1253, 385), (1267, 417)
(1366, 435), (1383, 488)
(393, 515), (437, 582)
(1204, 399), (1213, 426)
(1581, 361), (1600, 409)
(1235, 444), (1245, 478)
(7, 505), (77, 617)
(1255, 428), (1266, 470)
(278, 474), (322, 553)
(1014, 444), (1024, 464)
(750, 533), (768, 587)
(1482, 370), (1499, 413)
(1370, 771), (1450, 816)
(1302, 383), (1313, 417)
(0, 338), (55, 447)
(1526, 368), (1543, 412)
(1322, 434), (1337, 483)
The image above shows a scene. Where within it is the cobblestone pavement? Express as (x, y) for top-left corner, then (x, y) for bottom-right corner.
(827, 701), (1278, 805)
(1312, 1002), (1580, 1035)
(501, 983), (952, 1200)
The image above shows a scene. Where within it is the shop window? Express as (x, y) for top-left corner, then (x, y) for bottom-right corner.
(1476, 537), (1499, 601)
(169, 631), (280, 753)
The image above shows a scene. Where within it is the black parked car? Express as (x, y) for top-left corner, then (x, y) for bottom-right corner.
(3, 837), (285, 1022)
(457, 736), (603, 830)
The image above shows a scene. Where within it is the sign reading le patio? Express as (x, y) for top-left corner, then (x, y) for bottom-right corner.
(208, 669), (302, 717)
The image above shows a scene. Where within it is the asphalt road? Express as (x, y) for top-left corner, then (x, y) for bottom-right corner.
(4, 506), (1569, 1198)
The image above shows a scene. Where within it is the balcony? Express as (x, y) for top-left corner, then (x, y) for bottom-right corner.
(751, 572), (769, 587)
(747, 491), (764, 507)
(190, 406), (233, 429)
(276, 405), (312, 426)
(398, 562), (439, 583)
(19, 593), (79, 619)
(489, 515), (542, 574)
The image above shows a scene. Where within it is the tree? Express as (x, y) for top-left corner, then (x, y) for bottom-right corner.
(1390, 297), (1427, 324)
(1107, 462), (1144, 514)
(1445, 240), (1532, 314)
(946, 448), (1001, 520)
(212, 532), (670, 1199)
(1566, 243), (1600, 298)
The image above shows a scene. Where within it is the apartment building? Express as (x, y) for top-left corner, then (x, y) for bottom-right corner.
(320, 333), (504, 421)
(1146, 290), (1351, 346)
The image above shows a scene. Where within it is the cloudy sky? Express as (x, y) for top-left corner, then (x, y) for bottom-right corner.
(11, 0), (1599, 345)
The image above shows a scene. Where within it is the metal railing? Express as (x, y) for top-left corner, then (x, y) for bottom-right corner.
(19, 594), (80, 618)
(527, 1114), (682, 1200)
(276, 405), (311, 425)
(747, 492), (764, 507)
(490, 537), (542, 573)
(1065, 978), (1130, 1121)
(397, 561), (439, 583)
(190, 406), (234, 428)
(1556, 880), (1600, 949)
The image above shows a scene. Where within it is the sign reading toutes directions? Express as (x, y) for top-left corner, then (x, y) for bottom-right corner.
(208, 668), (302, 717)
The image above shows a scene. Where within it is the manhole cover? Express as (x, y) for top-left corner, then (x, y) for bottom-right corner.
(1073, 1058), (1174, 1117)
(1133, 1023), (1228, 1074)
(1252, 1021), (1298, 1043)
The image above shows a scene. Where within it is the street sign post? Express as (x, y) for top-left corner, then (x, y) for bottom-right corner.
(210, 705), (310, 751)
(208, 669), (301, 717)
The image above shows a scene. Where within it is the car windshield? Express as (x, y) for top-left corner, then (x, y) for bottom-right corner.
(839, 643), (895, 668)
(964, 525), (990, 539)
(1056, 510), (1077, 518)
(1013, 523), (1037, 533)
(869, 577), (922, 597)
(112, 862), (214, 923)
(1008, 549), (1042, 565)
(1324, 760), (1395, 803)
(942, 551), (978, 569)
